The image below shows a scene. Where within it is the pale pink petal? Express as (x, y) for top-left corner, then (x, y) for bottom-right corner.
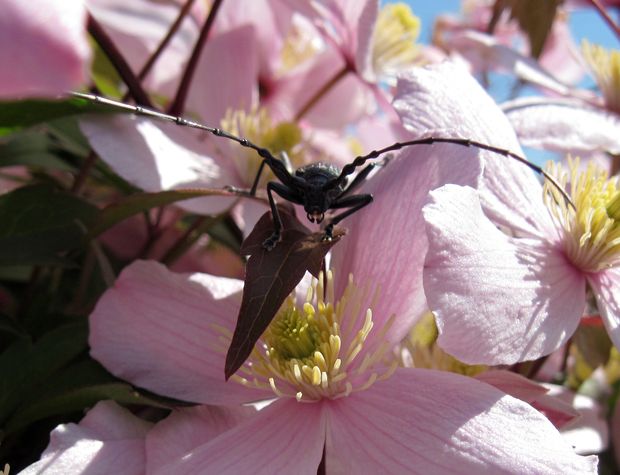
(89, 260), (269, 404)
(393, 61), (522, 150)
(503, 97), (620, 155)
(475, 370), (549, 402)
(85, 0), (205, 94)
(146, 405), (255, 471)
(423, 185), (586, 365)
(476, 372), (582, 430)
(79, 115), (238, 214)
(354, 0), (379, 81)
(325, 368), (597, 473)
(541, 385), (609, 454)
(216, 0), (292, 77)
(20, 401), (150, 475)
(588, 268), (620, 350)
(265, 48), (373, 127)
(394, 61), (555, 239)
(446, 30), (581, 96)
(153, 399), (325, 475)
(1, 0), (90, 98)
(331, 142), (481, 349)
(187, 25), (259, 125)
(539, 19), (586, 86)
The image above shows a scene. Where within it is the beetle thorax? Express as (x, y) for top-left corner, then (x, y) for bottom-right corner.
(295, 163), (345, 223)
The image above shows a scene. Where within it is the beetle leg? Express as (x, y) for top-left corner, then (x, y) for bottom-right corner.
(263, 181), (303, 250)
(338, 164), (374, 198)
(323, 194), (373, 240)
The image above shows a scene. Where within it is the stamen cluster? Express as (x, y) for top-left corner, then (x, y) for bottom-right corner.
(582, 41), (620, 113)
(231, 271), (398, 402)
(544, 159), (620, 272)
(372, 3), (421, 76)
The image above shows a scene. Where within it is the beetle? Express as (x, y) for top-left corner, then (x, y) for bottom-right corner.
(73, 92), (573, 250)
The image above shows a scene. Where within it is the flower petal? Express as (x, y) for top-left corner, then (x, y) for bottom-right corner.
(146, 405), (255, 472)
(187, 25), (259, 125)
(325, 368), (597, 474)
(394, 61), (521, 151)
(394, 60), (554, 239)
(153, 399), (325, 475)
(79, 115), (238, 214)
(20, 401), (150, 475)
(1, 0), (90, 98)
(89, 260), (268, 404)
(423, 185), (586, 364)
(588, 268), (620, 350)
(503, 97), (620, 155)
(331, 141), (481, 348)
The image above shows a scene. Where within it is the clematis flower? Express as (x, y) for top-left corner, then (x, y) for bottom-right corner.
(88, 137), (595, 472)
(502, 41), (620, 157)
(433, 1), (585, 86)
(1, 0), (91, 98)
(19, 401), (152, 475)
(392, 61), (620, 366)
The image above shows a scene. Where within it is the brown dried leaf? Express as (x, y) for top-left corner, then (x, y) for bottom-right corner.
(490, 0), (561, 58)
(224, 206), (345, 379)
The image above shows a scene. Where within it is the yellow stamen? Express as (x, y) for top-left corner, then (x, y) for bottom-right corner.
(582, 41), (620, 113)
(220, 108), (303, 186)
(544, 158), (620, 271)
(372, 3), (421, 76)
(229, 270), (396, 402)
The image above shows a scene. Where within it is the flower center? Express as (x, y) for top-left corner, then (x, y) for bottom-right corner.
(543, 159), (620, 272)
(582, 41), (620, 113)
(231, 270), (398, 402)
(279, 17), (323, 74)
(220, 108), (303, 187)
(398, 312), (486, 376)
(371, 3), (420, 76)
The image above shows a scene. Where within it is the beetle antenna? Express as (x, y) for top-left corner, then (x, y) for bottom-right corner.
(329, 136), (575, 210)
(71, 91), (278, 163)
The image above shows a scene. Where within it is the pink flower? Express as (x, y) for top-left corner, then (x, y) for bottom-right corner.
(1, 0), (91, 98)
(393, 61), (620, 365)
(88, 139), (595, 472)
(502, 41), (620, 157)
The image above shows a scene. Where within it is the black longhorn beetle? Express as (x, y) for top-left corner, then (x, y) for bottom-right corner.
(73, 92), (573, 250)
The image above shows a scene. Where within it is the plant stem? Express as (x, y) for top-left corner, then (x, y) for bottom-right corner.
(139, 0), (198, 83)
(87, 14), (153, 106)
(589, 0), (620, 40)
(294, 64), (350, 121)
(167, 0), (225, 116)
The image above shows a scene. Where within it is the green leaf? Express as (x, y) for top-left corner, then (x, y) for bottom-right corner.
(0, 131), (75, 171)
(0, 322), (88, 424)
(0, 184), (98, 265)
(88, 188), (236, 237)
(574, 323), (612, 369)
(3, 359), (171, 434)
(0, 97), (109, 136)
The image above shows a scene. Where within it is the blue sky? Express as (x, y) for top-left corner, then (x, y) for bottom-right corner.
(399, 1), (619, 48)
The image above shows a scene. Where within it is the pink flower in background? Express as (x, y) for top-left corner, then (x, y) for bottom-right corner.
(502, 40), (620, 157)
(1, 0), (91, 98)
